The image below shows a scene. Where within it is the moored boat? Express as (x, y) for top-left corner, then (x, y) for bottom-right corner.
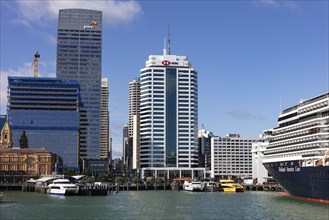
(47, 179), (79, 196)
(183, 180), (205, 192)
(219, 179), (244, 192)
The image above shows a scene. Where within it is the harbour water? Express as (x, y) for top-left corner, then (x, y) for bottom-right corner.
(1, 191), (328, 220)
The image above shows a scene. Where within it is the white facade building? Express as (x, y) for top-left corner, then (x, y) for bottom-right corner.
(100, 78), (110, 159)
(251, 130), (272, 184)
(128, 78), (140, 170)
(139, 46), (198, 168)
(211, 134), (259, 178)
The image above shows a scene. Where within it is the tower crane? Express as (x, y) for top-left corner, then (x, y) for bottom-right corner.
(31, 51), (40, 77)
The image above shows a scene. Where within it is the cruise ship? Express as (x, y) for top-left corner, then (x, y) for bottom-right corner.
(262, 92), (329, 202)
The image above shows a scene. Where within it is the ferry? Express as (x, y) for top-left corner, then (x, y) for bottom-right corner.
(219, 179), (244, 192)
(183, 180), (205, 192)
(262, 92), (329, 202)
(47, 179), (79, 196)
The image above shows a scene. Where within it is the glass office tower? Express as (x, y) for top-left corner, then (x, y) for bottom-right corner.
(7, 77), (80, 168)
(56, 9), (102, 159)
(139, 49), (199, 168)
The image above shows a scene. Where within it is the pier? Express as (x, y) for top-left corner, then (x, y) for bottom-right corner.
(2, 181), (283, 194)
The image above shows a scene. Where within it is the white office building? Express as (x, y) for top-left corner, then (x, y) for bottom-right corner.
(100, 78), (110, 159)
(251, 130), (272, 184)
(139, 43), (199, 176)
(128, 78), (141, 170)
(211, 134), (260, 179)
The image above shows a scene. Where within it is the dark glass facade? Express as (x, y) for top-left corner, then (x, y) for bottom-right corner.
(0, 115), (6, 131)
(165, 68), (177, 167)
(56, 9), (102, 159)
(7, 77), (80, 168)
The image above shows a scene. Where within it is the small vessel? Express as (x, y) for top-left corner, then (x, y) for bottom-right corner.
(47, 179), (79, 196)
(183, 180), (205, 192)
(0, 192), (3, 203)
(219, 179), (244, 192)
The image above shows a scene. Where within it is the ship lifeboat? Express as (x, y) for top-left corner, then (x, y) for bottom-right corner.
(315, 159), (323, 166)
(323, 150), (329, 166)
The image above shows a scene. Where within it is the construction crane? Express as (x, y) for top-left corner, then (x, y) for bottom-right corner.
(31, 51), (40, 77)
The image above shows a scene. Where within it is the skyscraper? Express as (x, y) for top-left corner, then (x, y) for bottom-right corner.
(100, 78), (109, 159)
(56, 9), (102, 159)
(139, 46), (198, 168)
(123, 125), (129, 165)
(198, 129), (213, 169)
(128, 78), (140, 170)
(7, 77), (80, 168)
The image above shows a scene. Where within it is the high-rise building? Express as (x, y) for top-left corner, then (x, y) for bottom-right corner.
(7, 77), (80, 168)
(211, 134), (260, 179)
(198, 129), (213, 169)
(56, 9), (102, 159)
(123, 125), (129, 165)
(139, 45), (198, 168)
(100, 78), (109, 159)
(128, 78), (140, 170)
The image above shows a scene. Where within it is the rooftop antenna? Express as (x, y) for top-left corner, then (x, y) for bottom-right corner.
(163, 37), (167, 55)
(168, 24), (171, 55)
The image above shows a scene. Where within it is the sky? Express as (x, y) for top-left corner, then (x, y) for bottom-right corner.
(0, 0), (328, 158)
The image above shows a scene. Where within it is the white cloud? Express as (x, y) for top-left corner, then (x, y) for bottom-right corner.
(259, 0), (278, 7)
(0, 62), (55, 114)
(9, 0), (142, 27)
(224, 109), (265, 121)
(254, 0), (298, 11)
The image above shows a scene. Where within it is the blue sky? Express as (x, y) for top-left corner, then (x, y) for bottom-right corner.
(1, 0), (328, 158)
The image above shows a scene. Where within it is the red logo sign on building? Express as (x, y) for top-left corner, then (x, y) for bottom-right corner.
(162, 60), (170, 66)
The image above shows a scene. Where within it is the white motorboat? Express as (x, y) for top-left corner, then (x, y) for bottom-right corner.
(47, 179), (79, 196)
(183, 181), (205, 192)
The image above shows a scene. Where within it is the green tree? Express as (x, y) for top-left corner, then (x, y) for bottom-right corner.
(115, 176), (123, 185)
(63, 168), (75, 176)
(115, 176), (124, 192)
(96, 173), (108, 182)
(132, 177), (140, 185)
(82, 168), (92, 176)
(87, 176), (95, 184)
(132, 177), (140, 190)
(155, 177), (162, 190)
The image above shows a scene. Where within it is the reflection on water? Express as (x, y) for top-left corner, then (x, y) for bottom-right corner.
(1, 191), (328, 220)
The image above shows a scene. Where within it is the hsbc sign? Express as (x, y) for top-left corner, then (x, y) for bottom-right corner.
(162, 60), (170, 66)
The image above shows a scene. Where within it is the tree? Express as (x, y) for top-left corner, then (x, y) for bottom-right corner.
(63, 168), (75, 176)
(96, 173), (108, 182)
(115, 176), (124, 185)
(115, 176), (124, 192)
(132, 177), (140, 190)
(155, 177), (162, 190)
(87, 176), (95, 184)
(82, 168), (92, 176)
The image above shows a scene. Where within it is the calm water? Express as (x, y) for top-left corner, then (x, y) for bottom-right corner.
(0, 190), (328, 220)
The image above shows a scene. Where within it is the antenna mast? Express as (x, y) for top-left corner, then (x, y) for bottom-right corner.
(168, 24), (171, 55)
